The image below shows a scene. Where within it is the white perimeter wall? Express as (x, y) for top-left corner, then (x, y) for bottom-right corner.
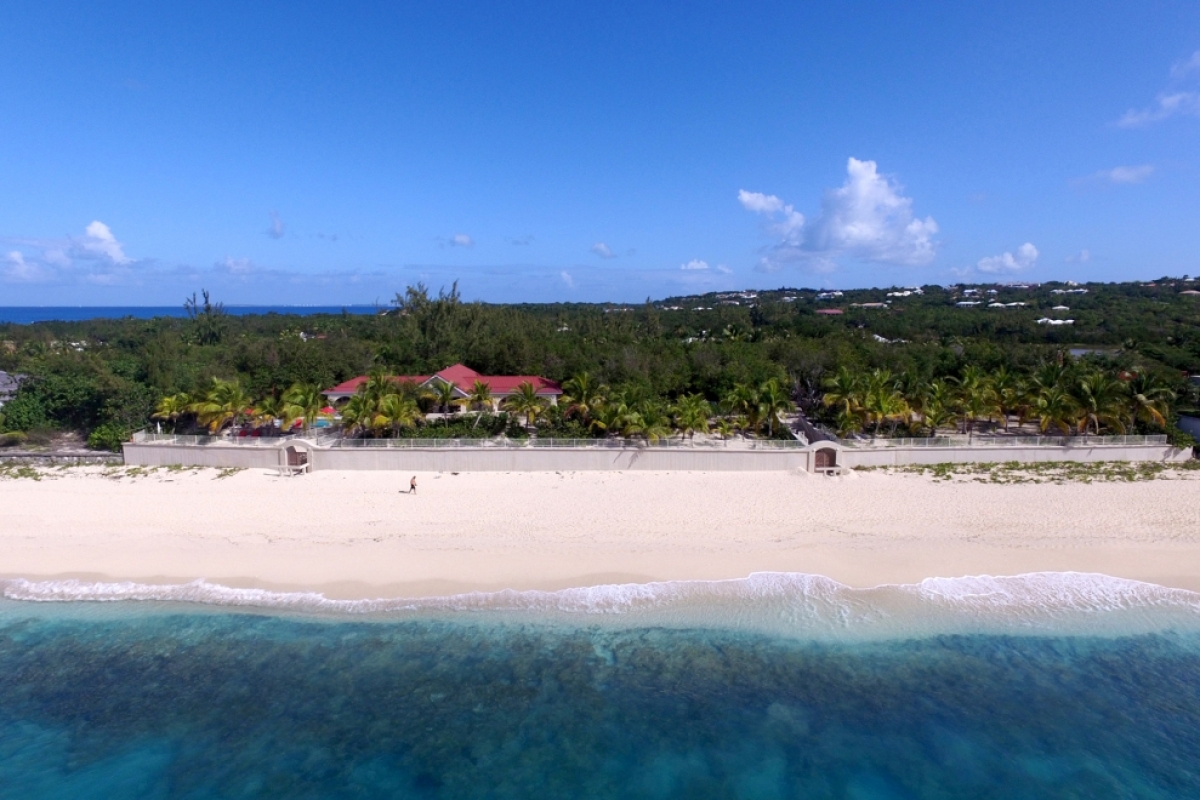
(837, 444), (1191, 468)
(123, 442), (1192, 471)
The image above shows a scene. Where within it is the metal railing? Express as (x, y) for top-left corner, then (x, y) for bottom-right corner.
(129, 430), (1168, 450)
(131, 431), (295, 447)
(836, 434), (1168, 448)
(330, 436), (808, 449)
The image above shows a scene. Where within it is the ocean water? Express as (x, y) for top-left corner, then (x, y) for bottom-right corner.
(0, 306), (380, 324)
(2, 573), (1199, 799)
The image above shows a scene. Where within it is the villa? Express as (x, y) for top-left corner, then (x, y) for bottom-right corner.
(0, 371), (23, 408)
(324, 363), (563, 409)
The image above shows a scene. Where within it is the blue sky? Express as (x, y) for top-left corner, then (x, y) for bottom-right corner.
(1, 1), (1198, 304)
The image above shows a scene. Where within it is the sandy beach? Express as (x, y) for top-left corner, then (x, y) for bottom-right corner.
(2, 466), (1199, 597)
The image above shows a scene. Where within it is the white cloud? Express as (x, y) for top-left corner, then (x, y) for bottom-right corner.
(1066, 249), (1091, 264)
(1118, 93), (1200, 127)
(680, 259), (709, 271)
(268, 211), (285, 239)
(740, 157), (938, 271)
(266, 211), (284, 239)
(560, 271), (575, 288)
(737, 190), (785, 214)
(449, 233), (473, 247)
(1117, 52), (1200, 127)
(73, 220), (130, 263)
(977, 242), (1038, 273)
(217, 256), (255, 274)
(590, 242), (616, 259)
(716, 264), (733, 274)
(3, 251), (48, 282)
(1171, 50), (1200, 80)
(1098, 164), (1155, 184)
(738, 189), (804, 238)
(42, 248), (71, 267)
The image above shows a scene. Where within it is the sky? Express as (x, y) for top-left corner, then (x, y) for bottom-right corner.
(1, 1), (1198, 305)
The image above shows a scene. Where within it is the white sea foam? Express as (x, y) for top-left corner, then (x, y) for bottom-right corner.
(3, 573), (1199, 640)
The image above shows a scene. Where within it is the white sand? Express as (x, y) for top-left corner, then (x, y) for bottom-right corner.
(2, 466), (1199, 597)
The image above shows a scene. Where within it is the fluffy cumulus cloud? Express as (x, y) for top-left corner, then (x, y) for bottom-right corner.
(590, 242), (616, 259)
(559, 270), (575, 288)
(1066, 249), (1091, 264)
(1, 220), (136, 284)
(680, 259), (709, 270)
(74, 221), (130, 263)
(1117, 51), (1200, 128)
(449, 233), (473, 247)
(976, 242), (1038, 274)
(740, 158), (938, 272)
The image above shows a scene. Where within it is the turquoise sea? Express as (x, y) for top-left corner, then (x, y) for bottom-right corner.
(1, 573), (1199, 798)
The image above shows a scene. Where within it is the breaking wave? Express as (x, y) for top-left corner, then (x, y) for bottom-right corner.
(3, 572), (1199, 640)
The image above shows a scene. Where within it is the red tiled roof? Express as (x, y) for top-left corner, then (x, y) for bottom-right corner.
(324, 364), (561, 397)
(323, 375), (430, 396)
(815, 308), (844, 315)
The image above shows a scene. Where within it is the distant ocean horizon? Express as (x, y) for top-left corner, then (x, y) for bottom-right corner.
(0, 306), (383, 324)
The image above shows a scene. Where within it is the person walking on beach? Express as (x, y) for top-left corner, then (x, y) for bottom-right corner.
(409, 475), (417, 494)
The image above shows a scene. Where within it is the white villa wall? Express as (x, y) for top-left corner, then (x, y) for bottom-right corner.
(123, 443), (285, 469)
(123, 440), (1191, 472)
(837, 444), (1190, 468)
(310, 447), (804, 472)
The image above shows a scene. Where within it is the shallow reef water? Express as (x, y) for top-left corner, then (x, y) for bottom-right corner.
(2, 601), (1200, 799)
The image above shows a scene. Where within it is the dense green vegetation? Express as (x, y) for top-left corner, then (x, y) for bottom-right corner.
(1, 278), (1198, 449)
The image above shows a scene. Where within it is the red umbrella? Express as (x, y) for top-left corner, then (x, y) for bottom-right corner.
(321, 406), (335, 414)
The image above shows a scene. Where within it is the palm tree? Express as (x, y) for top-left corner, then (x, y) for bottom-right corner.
(431, 380), (463, 415)
(899, 371), (929, 429)
(190, 378), (254, 434)
(504, 381), (545, 428)
(253, 394), (287, 432)
(712, 417), (736, 440)
(1127, 373), (1174, 430)
(562, 373), (606, 423)
(1074, 372), (1128, 435)
(466, 379), (494, 412)
(919, 380), (956, 436)
(671, 394), (711, 441)
(861, 370), (904, 438)
(953, 366), (998, 439)
(282, 383), (327, 433)
(151, 393), (191, 433)
(378, 393), (421, 436)
(758, 379), (795, 438)
(822, 367), (864, 434)
(991, 367), (1024, 432)
(363, 369), (396, 404)
(724, 383), (764, 435)
(1033, 386), (1079, 436)
(638, 400), (673, 443)
(593, 389), (644, 438)
(339, 393), (375, 437)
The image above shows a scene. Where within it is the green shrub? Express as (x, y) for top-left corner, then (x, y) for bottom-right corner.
(87, 423), (131, 452)
(1167, 425), (1197, 449)
(0, 395), (48, 432)
(0, 431), (28, 448)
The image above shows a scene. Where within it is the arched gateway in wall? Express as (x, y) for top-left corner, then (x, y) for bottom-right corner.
(807, 445), (841, 473)
(280, 443), (311, 475)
